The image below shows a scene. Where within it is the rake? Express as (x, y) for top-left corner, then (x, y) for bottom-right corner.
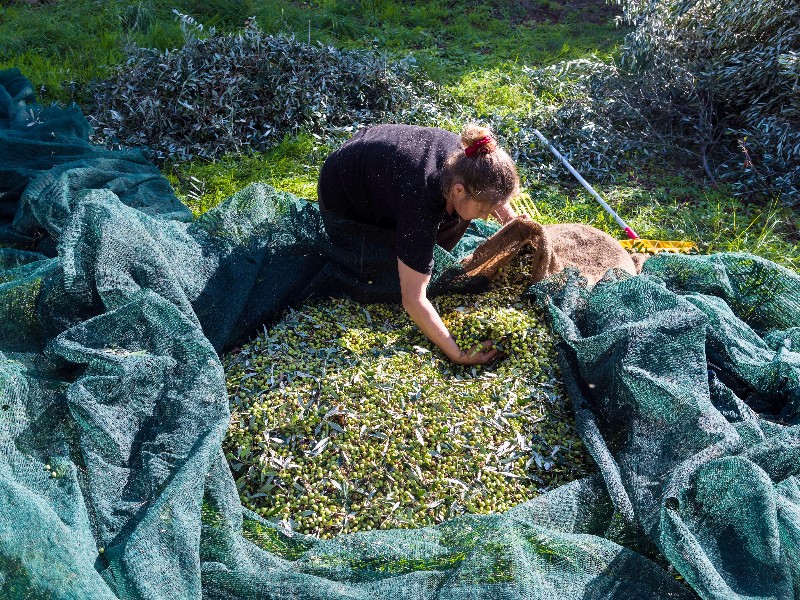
(523, 129), (697, 255)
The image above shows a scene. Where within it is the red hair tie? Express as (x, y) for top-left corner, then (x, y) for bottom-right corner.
(464, 136), (494, 157)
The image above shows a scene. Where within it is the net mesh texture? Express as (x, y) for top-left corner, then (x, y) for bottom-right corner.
(1, 68), (799, 599)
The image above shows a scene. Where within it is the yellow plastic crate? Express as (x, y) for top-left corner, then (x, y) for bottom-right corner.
(619, 239), (698, 254)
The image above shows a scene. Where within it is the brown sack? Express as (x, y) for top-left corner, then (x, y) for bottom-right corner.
(460, 217), (639, 286)
(546, 223), (638, 285)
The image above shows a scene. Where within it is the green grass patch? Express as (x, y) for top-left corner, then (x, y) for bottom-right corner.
(443, 64), (546, 120)
(263, 1), (626, 84)
(0, 1), (188, 103)
(166, 133), (331, 217)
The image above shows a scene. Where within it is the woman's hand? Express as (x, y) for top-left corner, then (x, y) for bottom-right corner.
(450, 340), (501, 366)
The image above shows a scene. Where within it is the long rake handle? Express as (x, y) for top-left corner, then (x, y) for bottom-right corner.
(532, 129), (639, 240)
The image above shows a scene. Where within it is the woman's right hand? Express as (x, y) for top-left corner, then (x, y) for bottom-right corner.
(398, 259), (502, 367)
(450, 340), (501, 366)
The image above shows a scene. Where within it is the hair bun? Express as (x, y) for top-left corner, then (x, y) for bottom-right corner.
(461, 124), (497, 157)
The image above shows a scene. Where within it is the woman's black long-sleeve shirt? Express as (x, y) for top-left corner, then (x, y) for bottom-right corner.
(317, 124), (471, 275)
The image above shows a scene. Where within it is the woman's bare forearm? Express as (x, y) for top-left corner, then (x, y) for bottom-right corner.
(402, 295), (462, 361)
(492, 202), (518, 225)
(398, 258), (498, 365)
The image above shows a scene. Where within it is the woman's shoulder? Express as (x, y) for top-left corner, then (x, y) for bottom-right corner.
(361, 124), (457, 142)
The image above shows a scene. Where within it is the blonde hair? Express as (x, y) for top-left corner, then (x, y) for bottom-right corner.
(441, 124), (520, 207)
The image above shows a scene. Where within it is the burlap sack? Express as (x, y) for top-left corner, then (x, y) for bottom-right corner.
(460, 217), (640, 285)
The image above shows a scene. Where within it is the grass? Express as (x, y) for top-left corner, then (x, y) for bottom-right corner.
(166, 133), (331, 217)
(1, 0), (796, 269)
(0, 1), (185, 103)
(522, 178), (800, 270)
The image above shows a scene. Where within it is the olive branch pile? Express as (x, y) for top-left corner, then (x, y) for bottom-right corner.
(222, 255), (593, 539)
(88, 12), (444, 163)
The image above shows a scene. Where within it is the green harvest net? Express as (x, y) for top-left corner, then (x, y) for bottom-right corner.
(1, 67), (799, 599)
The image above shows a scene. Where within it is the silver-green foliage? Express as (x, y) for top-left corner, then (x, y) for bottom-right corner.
(622, 0), (799, 201)
(527, 0), (799, 202)
(508, 0), (798, 204)
(88, 12), (441, 162)
(510, 58), (698, 182)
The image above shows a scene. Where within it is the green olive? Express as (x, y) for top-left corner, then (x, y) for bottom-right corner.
(221, 253), (591, 536)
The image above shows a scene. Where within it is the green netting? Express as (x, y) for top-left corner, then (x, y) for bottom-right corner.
(1, 67), (798, 599)
(530, 254), (800, 598)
